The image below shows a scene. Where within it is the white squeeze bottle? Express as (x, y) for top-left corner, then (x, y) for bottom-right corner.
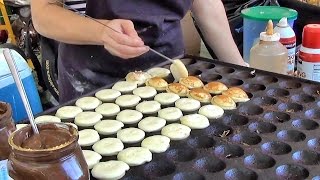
(274, 17), (296, 75)
(250, 20), (288, 74)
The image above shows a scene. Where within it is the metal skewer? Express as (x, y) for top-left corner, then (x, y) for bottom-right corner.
(3, 48), (39, 134)
(53, 0), (174, 63)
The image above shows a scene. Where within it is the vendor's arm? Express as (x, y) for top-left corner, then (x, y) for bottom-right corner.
(31, 0), (148, 59)
(192, 0), (246, 66)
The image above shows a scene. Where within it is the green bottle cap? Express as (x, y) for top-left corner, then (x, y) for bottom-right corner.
(241, 6), (298, 21)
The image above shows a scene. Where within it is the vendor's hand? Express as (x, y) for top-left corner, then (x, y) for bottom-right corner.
(99, 19), (149, 59)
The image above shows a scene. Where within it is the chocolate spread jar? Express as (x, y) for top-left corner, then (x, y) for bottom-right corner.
(0, 102), (16, 160)
(7, 123), (89, 180)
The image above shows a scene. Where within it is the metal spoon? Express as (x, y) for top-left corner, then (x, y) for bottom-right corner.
(3, 48), (39, 134)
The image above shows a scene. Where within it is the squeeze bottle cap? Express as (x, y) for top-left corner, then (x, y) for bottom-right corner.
(260, 20), (280, 41)
(277, 17), (289, 28)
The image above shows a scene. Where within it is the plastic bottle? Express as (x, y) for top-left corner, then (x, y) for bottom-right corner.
(250, 20), (288, 74)
(274, 17), (296, 75)
(297, 24), (320, 82)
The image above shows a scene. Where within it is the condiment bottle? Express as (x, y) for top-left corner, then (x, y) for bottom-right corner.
(297, 24), (320, 82)
(274, 17), (297, 75)
(250, 20), (288, 74)
(7, 123), (89, 180)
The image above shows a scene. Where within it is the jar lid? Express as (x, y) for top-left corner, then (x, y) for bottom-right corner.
(241, 6), (298, 21)
(302, 24), (320, 49)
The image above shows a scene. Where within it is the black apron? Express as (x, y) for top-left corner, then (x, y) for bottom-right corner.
(58, 0), (193, 103)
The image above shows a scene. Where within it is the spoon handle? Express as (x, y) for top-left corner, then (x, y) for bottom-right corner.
(3, 48), (39, 134)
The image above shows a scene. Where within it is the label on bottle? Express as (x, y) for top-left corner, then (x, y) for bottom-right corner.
(280, 37), (296, 75)
(297, 57), (320, 82)
(0, 160), (10, 180)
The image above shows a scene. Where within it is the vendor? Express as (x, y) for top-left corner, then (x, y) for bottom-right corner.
(31, 0), (246, 103)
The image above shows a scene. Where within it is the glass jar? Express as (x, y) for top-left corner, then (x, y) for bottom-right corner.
(7, 123), (89, 180)
(0, 102), (16, 160)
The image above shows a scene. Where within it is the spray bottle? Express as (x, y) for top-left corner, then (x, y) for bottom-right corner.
(274, 17), (296, 75)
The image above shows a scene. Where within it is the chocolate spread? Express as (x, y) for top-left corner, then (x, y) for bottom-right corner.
(0, 102), (16, 160)
(22, 128), (73, 149)
(8, 123), (89, 180)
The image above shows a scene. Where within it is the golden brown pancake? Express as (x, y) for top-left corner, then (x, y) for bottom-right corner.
(187, 88), (212, 103)
(166, 83), (189, 97)
(145, 77), (168, 91)
(222, 87), (250, 103)
(203, 81), (228, 94)
(179, 76), (204, 89)
(211, 95), (236, 110)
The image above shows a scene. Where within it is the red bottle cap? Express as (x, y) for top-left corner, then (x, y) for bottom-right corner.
(302, 24), (320, 49)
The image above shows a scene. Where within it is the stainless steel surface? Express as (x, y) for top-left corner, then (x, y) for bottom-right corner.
(3, 48), (39, 134)
(53, 0), (174, 63)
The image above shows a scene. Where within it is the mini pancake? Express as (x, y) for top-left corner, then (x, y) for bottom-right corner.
(179, 76), (204, 89)
(198, 104), (224, 119)
(117, 128), (145, 144)
(94, 120), (124, 135)
(158, 107), (183, 122)
(180, 114), (210, 129)
(147, 67), (171, 78)
(145, 77), (168, 91)
(125, 71), (152, 86)
(133, 86), (157, 99)
(211, 95), (236, 110)
(170, 59), (189, 82)
(115, 95), (141, 108)
(112, 81), (137, 94)
(55, 106), (83, 120)
(117, 147), (152, 166)
(175, 98), (201, 113)
(93, 138), (124, 156)
(95, 89), (121, 102)
(34, 115), (61, 124)
(154, 93), (180, 106)
(75, 96), (102, 110)
(203, 81), (228, 94)
(78, 129), (100, 147)
(135, 101), (161, 115)
(138, 117), (166, 132)
(74, 112), (103, 128)
(166, 83), (189, 97)
(16, 124), (28, 130)
(222, 87), (250, 103)
(187, 88), (212, 103)
(116, 110), (143, 124)
(141, 135), (170, 153)
(91, 161), (130, 180)
(95, 103), (120, 117)
(82, 150), (102, 169)
(161, 123), (191, 140)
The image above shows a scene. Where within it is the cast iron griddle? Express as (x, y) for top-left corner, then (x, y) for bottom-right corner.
(118, 58), (320, 180)
(41, 56), (320, 180)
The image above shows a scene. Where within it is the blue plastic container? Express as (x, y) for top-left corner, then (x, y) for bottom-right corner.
(241, 6), (298, 63)
(0, 49), (43, 122)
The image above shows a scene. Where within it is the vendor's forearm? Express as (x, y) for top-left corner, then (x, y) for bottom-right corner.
(31, 0), (104, 45)
(192, 0), (244, 65)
